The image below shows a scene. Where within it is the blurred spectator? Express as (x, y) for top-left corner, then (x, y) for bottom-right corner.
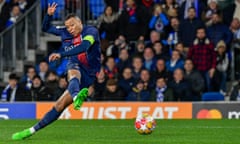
(54, 75), (68, 100)
(104, 56), (118, 79)
(133, 40), (145, 57)
(207, 12), (232, 46)
(131, 56), (144, 80)
(0, 0), (11, 32)
(30, 75), (53, 101)
(104, 0), (121, 13)
(166, 49), (184, 73)
(148, 4), (169, 34)
(143, 47), (156, 71)
(118, 0), (149, 41)
(146, 30), (161, 47)
(230, 18), (240, 43)
(106, 35), (129, 58)
(116, 49), (131, 73)
(216, 41), (229, 95)
(168, 68), (192, 101)
(202, 0), (220, 27)
(233, 0), (240, 21)
(175, 42), (186, 59)
(164, 17), (180, 47)
(45, 71), (59, 98)
(188, 27), (216, 91)
(97, 6), (119, 41)
(1, 73), (30, 102)
(152, 58), (172, 81)
(184, 59), (205, 101)
(153, 41), (169, 60)
(127, 79), (152, 101)
(139, 69), (154, 90)
(230, 77), (240, 101)
(161, 0), (179, 18)
(37, 60), (49, 82)
(153, 77), (174, 101)
(20, 65), (36, 90)
(179, 0), (205, 20)
(5, 4), (22, 27)
(179, 7), (204, 48)
(118, 67), (135, 95)
(92, 67), (107, 101)
(103, 79), (125, 101)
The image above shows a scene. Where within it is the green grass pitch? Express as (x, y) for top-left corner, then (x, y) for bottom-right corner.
(0, 119), (239, 144)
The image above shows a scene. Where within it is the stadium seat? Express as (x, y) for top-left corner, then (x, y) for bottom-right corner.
(201, 92), (225, 101)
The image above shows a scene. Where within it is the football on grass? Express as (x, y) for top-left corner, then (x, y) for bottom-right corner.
(135, 113), (156, 135)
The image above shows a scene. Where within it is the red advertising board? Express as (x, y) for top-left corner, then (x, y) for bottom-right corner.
(36, 102), (192, 119)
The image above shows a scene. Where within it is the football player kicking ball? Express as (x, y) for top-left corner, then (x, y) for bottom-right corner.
(12, 3), (101, 140)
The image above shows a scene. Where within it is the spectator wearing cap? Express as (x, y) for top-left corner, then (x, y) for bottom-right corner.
(179, 7), (204, 49)
(188, 27), (216, 91)
(103, 79), (125, 101)
(126, 79), (152, 101)
(207, 12), (232, 47)
(1, 73), (30, 102)
(215, 40), (229, 95)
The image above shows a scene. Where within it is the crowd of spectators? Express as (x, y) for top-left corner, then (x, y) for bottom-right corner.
(0, 0), (34, 32)
(1, 0), (240, 102)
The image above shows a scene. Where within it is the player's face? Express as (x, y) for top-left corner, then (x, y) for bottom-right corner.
(65, 17), (83, 37)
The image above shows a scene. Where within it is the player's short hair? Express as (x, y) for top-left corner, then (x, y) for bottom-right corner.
(65, 13), (81, 21)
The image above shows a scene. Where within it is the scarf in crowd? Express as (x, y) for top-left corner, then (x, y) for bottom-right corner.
(156, 86), (167, 102)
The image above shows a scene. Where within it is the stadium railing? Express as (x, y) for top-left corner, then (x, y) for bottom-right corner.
(0, 1), (41, 82)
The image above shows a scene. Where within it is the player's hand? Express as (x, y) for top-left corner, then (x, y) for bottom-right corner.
(47, 2), (58, 16)
(49, 53), (61, 62)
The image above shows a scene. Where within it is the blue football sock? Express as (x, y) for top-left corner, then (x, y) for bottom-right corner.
(68, 77), (80, 99)
(33, 107), (62, 131)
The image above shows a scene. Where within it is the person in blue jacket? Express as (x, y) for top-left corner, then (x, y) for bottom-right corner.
(12, 3), (101, 140)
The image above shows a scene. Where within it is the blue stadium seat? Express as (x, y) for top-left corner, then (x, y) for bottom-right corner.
(88, 0), (105, 19)
(201, 92), (225, 101)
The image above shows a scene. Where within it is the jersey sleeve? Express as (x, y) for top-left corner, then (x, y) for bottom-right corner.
(82, 26), (99, 45)
(42, 14), (64, 36)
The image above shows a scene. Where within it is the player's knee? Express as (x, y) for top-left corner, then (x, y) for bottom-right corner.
(55, 101), (66, 112)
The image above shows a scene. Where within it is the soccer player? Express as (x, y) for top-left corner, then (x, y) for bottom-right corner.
(12, 3), (101, 140)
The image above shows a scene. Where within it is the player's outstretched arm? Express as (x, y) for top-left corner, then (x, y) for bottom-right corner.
(42, 3), (63, 36)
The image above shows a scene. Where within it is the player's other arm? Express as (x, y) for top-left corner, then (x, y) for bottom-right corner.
(42, 3), (63, 36)
(60, 35), (94, 57)
(49, 35), (95, 61)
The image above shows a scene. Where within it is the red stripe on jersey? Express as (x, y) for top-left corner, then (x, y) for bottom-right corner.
(77, 52), (89, 67)
(73, 35), (82, 46)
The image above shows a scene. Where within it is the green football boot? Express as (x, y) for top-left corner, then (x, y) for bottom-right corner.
(73, 88), (88, 110)
(12, 129), (32, 140)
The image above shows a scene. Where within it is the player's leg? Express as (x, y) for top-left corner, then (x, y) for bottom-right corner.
(67, 69), (88, 110)
(12, 90), (73, 140)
